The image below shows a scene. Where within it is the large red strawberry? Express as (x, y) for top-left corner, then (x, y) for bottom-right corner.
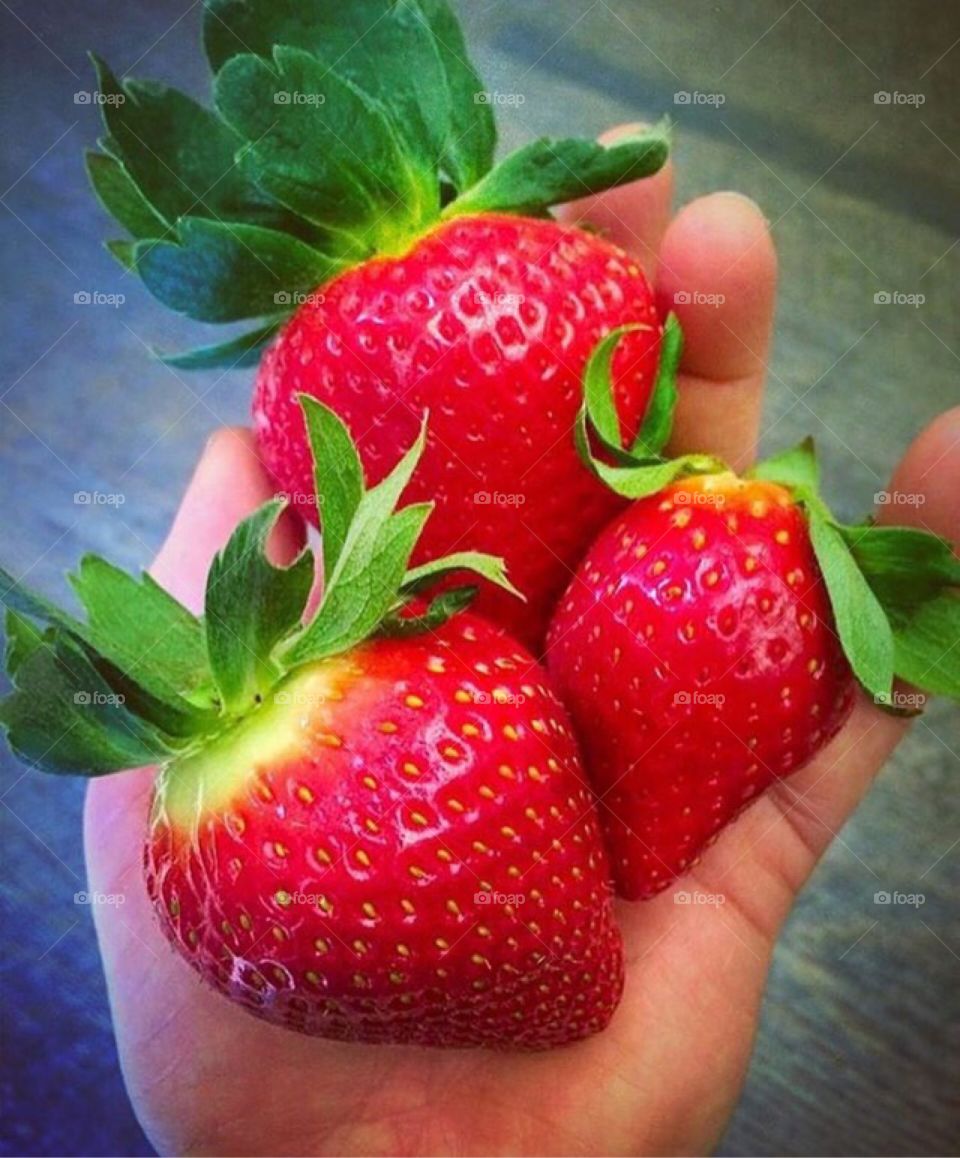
(85, 0), (668, 647)
(0, 401), (623, 1049)
(547, 328), (960, 900)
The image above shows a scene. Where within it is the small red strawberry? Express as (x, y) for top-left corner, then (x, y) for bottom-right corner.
(85, 0), (669, 647)
(1, 400), (623, 1049)
(547, 327), (960, 900)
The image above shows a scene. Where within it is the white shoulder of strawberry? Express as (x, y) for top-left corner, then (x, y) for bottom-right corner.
(85, 0), (670, 368)
(0, 400), (520, 777)
(577, 321), (960, 710)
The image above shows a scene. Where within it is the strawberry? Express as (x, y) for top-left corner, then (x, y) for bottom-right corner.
(1, 400), (623, 1049)
(547, 326), (960, 900)
(84, 0), (669, 647)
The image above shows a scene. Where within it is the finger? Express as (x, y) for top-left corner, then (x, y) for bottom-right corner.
(619, 406), (960, 949)
(557, 122), (675, 279)
(151, 426), (304, 612)
(657, 192), (777, 470)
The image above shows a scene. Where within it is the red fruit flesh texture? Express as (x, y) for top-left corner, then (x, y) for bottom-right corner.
(254, 213), (660, 650)
(546, 475), (856, 901)
(146, 614), (624, 1049)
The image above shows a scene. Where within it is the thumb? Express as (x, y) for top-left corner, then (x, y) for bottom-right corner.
(151, 427), (304, 611)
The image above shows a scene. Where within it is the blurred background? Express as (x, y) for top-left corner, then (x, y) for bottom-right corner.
(0, 1), (957, 1154)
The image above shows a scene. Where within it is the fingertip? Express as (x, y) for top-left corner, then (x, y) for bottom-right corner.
(659, 192), (777, 470)
(657, 191), (777, 381)
(558, 121), (675, 278)
(878, 406), (960, 543)
(151, 426), (304, 610)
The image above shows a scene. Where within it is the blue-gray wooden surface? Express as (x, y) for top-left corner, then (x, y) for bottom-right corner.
(1, 1), (958, 1155)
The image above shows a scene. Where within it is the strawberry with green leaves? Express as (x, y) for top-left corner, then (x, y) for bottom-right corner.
(86, 0), (670, 647)
(0, 402), (624, 1050)
(547, 324), (960, 900)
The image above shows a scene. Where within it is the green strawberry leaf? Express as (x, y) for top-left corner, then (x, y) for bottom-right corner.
(806, 510), (895, 701)
(416, 0), (496, 189)
(135, 218), (340, 324)
(890, 592), (960, 699)
(840, 524), (960, 615)
(589, 454), (725, 501)
(4, 610), (46, 676)
(300, 397), (364, 584)
(156, 318), (285, 370)
(203, 0), (486, 198)
(86, 151), (169, 238)
(106, 239), (138, 270)
(381, 586), (478, 637)
(68, 557), (215, 708)
(633, 311), (683, 457)
(204, 500), (314, 714)
(444, 122), (670, 218)
(0, 631), (176, 776)
(285, 502), (433, 665)
(401, 551), (523, 602)
(89, 55), (302, 234)
(214, 46), (437, 251)
(750, 437), (820, 493)
(579, 325), (647, 464)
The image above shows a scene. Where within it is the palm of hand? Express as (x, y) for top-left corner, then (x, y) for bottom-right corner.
(84, 147), (960, 1156)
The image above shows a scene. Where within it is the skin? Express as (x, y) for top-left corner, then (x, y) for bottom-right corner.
(84, 128), (960, 1156)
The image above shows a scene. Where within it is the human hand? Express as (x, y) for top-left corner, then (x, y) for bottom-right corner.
(84, 134), (960, 1157)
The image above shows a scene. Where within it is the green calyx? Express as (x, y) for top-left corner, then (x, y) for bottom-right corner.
(577, 323), (960, 710)
(0, 401), (520, 777)
(86, 0), (670, 368)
